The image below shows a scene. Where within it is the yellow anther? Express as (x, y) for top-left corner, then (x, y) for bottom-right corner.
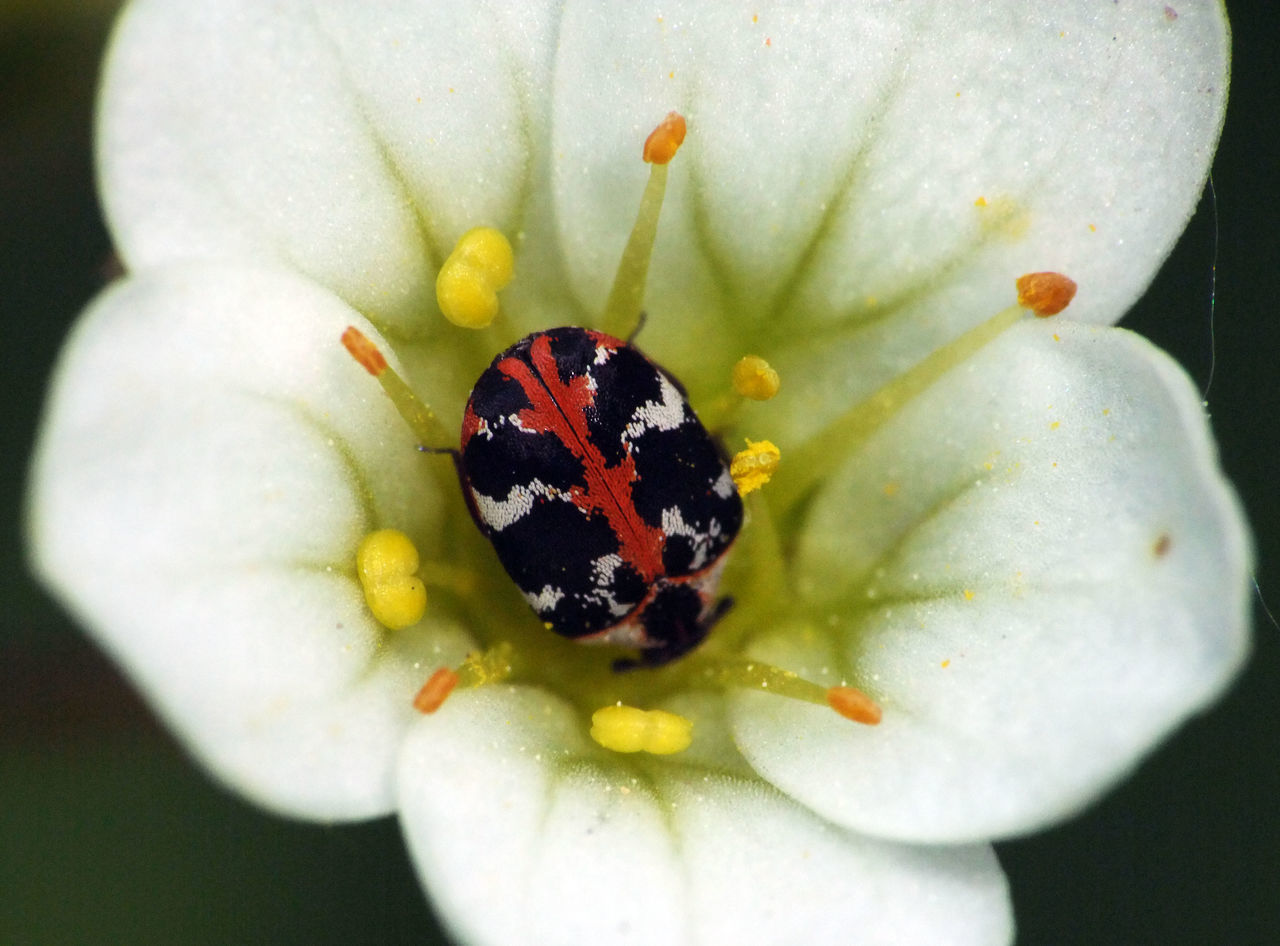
(356, 529), (427, 630)
(732, 355), (781, 401)
(589, 704), (693, 755)
(730, 439), (781, 496)
(435, 226), (515, 329)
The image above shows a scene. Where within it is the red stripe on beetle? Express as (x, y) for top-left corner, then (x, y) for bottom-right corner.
(500, 334), (667, 581)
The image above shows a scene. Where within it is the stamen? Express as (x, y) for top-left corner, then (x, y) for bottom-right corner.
(732, 355), (781, 401)
(412, 642), (515, 714)
(774, 272), (1076, 511)
(1016, 271), (1077, 316)
(589, 704), (693, 754)
(600, 111), (687, 340)
(356, 529), (427, 630)
(730, 439), (781, 496)
(340, 327), (453, 450)
(435, 226), (515, 329)
(417, 561), (480, 597)
(689, 656), (882, 726)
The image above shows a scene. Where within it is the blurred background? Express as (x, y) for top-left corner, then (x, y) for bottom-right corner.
(2, 2), (1276, 943)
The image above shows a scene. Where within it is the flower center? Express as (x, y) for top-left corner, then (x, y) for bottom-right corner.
(339, 112), (1075, 754)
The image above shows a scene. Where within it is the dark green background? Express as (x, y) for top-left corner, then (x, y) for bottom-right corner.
(4, 4), (1276, 943)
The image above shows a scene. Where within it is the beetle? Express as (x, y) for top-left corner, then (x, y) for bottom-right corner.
(456, 326), (743, 668)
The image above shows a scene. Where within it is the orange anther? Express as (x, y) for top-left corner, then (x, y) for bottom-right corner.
(413, 667), (460, 714)
(341, 326), (388, 376)
(1016, 272), (1077, 317)
(642, 111), (687, 165)
(826, 686), (883, 725)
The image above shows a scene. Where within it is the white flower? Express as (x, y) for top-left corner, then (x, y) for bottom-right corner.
(28, 2), (1249, 944)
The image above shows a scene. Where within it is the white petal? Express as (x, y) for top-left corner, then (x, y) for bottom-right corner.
(98, 0), (564, 332)
(731, 321), (1251, 842)
(98, 2), (1226, 368)
(399, 687), (1013, 946)
(28, 263), (471, 818)
(549, 2), (1227, 405)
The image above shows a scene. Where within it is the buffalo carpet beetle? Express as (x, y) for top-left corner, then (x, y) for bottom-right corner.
(341, 110), (886, 728)
(457, 325), (743, 668)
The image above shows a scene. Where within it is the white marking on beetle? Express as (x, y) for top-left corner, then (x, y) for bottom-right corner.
(524, 584), (565, 613)
(504, 411), (539, 433)
(571, 554), (640, 618)
(624, 374), (687, 441)
(712, 467), (735, 499)
(473, 479), (567, 531)
(661, 506), (712, 570)
(591, 553), (625, 587)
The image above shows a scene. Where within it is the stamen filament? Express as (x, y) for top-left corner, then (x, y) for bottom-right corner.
(600, 163), (668, 340)
(600, 112), (686, 340)
(417, 561), (480, 597)
(340, 327), (453, 450)
(688, 655), (881, 725)
(693, 656), (826, 703)
(454, 641), (516, 689)
(773, 302), (1025, 511)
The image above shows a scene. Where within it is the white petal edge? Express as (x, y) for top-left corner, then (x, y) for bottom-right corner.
(398, 686), (1013, 946)
(731, 320), (1251, 842)
(28, 262), (474, 818)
